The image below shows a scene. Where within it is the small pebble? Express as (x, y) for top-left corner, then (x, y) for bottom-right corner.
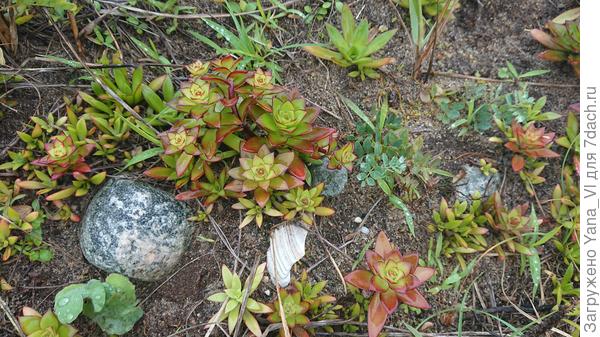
(353, 216), (363, 224)
(359, 226), (370, 235)
(264, 289), (271, 296)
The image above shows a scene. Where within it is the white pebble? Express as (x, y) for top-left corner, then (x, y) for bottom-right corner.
(353, 216), (363, 223)
(359, 226), (370, 235)
(264, 289), (271, 296)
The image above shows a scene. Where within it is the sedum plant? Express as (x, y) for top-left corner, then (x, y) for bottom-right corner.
(18, 307), (79, 337)
(292, 271), (338, 317)
(53, 273), (143, 335)
(138, 55), (350, 227)
(276, 183), (335, 226)
(490, 119), (559, 195)
(551, 166), (580, 268)
(304, 4), (397, 80)
(232, 197), (283, 228)
(531, 8), (580, 76)
(428, 194), (489, 269)
(225, 145), (304, 207)
(344, 231), (434, 337)
(484, 192), (533, 259)
(0, 200), (52, 262)
(267, 288), (311, 337)
(478, 159), (497, 176)
(556, 108), (580, 174)
(207, 264), (272, 336)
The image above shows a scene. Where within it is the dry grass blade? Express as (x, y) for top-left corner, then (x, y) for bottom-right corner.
(232, 256), (261, 337)
(97, 0), (303, 19)
(413, 0), (457, 79)
(43, 9), (160, 135)
(432, 71), (579, 88)
(0, 296), (26, 337)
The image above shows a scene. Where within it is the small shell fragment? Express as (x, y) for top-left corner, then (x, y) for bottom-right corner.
(266, 223), (308, 287)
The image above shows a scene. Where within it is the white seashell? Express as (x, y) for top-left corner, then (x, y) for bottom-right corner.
(266, 223), (308, 287)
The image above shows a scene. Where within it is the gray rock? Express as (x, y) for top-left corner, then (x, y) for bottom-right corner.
(455, 165), (500, 202)
(309, 158), (348, 196)
(80, 179), (192, 282)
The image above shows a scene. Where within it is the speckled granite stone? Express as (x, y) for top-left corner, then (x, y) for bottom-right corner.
(80, 179), (192, 282)
(309, 158), (348, 197)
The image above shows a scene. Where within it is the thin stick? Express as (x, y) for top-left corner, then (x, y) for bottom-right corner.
(432, 71), (579, 89)
(0, 296), (25, 337)
(232, 257), (261, 337)
(44, 10), (160, 135)
(199, 201), (249, 273)
(139, 254), (207, 306)
(97, 0), (304, 20)
(387, 0), (414, 48)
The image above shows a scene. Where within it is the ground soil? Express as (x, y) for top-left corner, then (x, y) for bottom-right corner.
(1, 0), (579, 336)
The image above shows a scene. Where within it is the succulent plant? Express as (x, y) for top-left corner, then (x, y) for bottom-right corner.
(491, 120), (559, 173)
(485, 192), (533, 259)
(478, 159), (497, 177)
(180, 78), (213, 104)
(278, 183), (334, 226)
(267, 288), (311, 337)
(531, 7), (580, 76)
(207, 264), (272, 336)
(292, 271), (336, 313)
(328, 142), (357, 172)
(247, 68), (274, 90)
(176, 164), (243, 210)
(551, 167), (579, 242)
(291, 271), (340, 333)
(31, 134), (95, 180)
(254, 93), (335, 155)
(226, 145), (304, 207)
(18, 307), (80, 337)
(344, 231), (435, 337)
(304, 4), (397, 80)
(0, 218), (19, 261)
(186, 60), (209, 77)
(232, 197), (283, 228)
(556, 109), (580, 174)
(428, 194), (489, 268)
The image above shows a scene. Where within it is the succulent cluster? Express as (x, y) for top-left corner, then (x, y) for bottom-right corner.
(491, 119), (559, 195)
(267, 271), (340, 337)
(304, 4), (397, 80)
(531, 8), (580, 76)
(207, 264), (272, 336)
(344, 232), (434, 337)
(142, 56), (348, 227)
(428, 194), (489, 268)
(485, 192), (533, 259)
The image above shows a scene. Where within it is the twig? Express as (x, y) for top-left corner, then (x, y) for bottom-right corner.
(97, 0), (304, 19)
(199, 200), (249, 273)
(0, 296), (25, 337)
(139, 254), (207, 307)
(43, 10), (160, 135)
(387, 0), (414, 48)
(432, 71), (579, 89)
(232, 256), (261, 337)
